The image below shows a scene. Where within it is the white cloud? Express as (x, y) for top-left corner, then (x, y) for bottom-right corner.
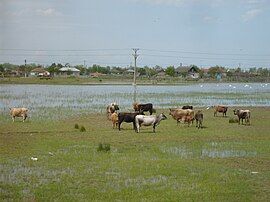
(131, 0), (185, 6)
(36, 8), (61, 17)
(203, 16), (220, 23)
(129, 0), (224, 6)
(241, 9), (262, 22)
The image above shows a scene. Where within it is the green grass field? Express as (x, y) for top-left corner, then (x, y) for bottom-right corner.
(1, 107), (270, 201)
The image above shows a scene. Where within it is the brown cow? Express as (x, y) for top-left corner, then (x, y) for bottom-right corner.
(111, 112), (118, 129)
(169, 108), (194, 125)
(9, 107), (28, 122)
(133, 102), (153, 115)
(233, 109), (251, 125)
(213, 105), (228, 117)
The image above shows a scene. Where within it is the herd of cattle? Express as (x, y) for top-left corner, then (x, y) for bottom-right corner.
(8, 104), (251, 133)
(106, 102), (251, 133)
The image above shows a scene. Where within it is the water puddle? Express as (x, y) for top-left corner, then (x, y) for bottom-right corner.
(161, 145), (257, 159)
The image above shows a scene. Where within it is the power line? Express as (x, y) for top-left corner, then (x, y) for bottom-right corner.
(141, 48), (270, 57)
(0, 48), (131, 52)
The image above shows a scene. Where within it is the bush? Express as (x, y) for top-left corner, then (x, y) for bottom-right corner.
(74, 123), (79, 129)
(80, 126), (86, 132)
(229, 118), (239, 123)
(97, 143), (110, 152)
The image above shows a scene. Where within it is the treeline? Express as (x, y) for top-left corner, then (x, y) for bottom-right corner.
(0, 62), (269, 81)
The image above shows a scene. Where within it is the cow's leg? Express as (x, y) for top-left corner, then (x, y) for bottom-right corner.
(153, 124), (156, 133)
(149, 109), (153, 115)
(23, 115), (26, 122)
(196, 120), (198, 127)
(12, 116), (15, 122)
(135, 121), (139, 133)
(133, 121), (137, 132)
(118, 120), (122, 131)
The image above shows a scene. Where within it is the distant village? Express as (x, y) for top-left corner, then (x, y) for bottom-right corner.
(0, 62), (269, 82)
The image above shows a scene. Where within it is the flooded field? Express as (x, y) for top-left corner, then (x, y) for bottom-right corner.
(0, 83), (269, 119)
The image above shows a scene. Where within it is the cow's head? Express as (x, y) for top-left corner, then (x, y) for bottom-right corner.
(233, 109), (238, 115)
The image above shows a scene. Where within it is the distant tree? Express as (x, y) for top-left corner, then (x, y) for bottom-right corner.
(75, 65), (87, 75)
(165, 66), (175, 77)
(208, 65), (225, 78)
(0, 64), (4, 77)
(257, 67), (269, 77)
(137, 67), (146, 76)
(47, 63), (61, 76)
(249, 67), (257, 73)
(90, 64), (109, 74)
(144, 66), (157, 77)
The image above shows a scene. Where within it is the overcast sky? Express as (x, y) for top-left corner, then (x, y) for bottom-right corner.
(1, 0), (270, 68)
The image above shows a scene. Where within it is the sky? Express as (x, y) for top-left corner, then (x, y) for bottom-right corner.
(0, 0), (270, 69)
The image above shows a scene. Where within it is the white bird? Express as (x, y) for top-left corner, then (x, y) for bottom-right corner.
(31, 157), (38, 161)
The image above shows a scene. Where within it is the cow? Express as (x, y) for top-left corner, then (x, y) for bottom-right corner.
(106, 103), (119, 120)
(233, 109), (251, 125)
(118, 112), (141, 131)
(110, 112), (118, 129)
(213, 105), (228, 117)
(195, 110), (203, 129)
(181, 115), (193, 127)
(135, 113), (167, 133)
(9, 107), (28, 122)
(182, 105), (193, 110)
(133, 102), (153, 115)
(169, 108), (194, 125)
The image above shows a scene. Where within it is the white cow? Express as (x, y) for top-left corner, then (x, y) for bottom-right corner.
(135, 113), (167, 133)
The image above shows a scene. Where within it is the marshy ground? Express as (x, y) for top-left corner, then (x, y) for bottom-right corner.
(0, 107), (269, 201)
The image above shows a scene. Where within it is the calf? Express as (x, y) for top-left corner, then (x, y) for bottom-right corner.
(106, 103), (119, 120)
(118, 112), (141, 131)
(9, 107), (28, 122)
(111, 112), (118, 129)
(233, 109), (251, 125)
(133, 102), (153, 115)
(195, 110), (203, 129)
(169, 108), (194, 125)
(213, 105), (228, 117)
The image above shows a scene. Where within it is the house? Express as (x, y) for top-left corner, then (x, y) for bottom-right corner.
(90, 72), (106, 78)
(176, 65), (200, 79)
(30, 67), (50, 77)
(59, 67), (80, 76)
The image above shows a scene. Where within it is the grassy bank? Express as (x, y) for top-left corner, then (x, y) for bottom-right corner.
(0, 76), (189, 85)
(1, 107), (270, 201)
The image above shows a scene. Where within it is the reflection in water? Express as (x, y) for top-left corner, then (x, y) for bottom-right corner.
(133, 84), (137, 103)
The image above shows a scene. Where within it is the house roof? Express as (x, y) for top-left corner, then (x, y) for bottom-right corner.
(176, 66), (192, 73)
(59, 67), (80, 72)
(31, 67), (48, 73)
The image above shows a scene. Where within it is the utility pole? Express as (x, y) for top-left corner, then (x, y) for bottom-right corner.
(24, 59), (27, 77)
(132, 48), (139, 85)
(83, 60), (86, 67)
(132, 48), (139, 103)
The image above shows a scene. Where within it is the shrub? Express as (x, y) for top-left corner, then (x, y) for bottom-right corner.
(80, 126), (86, 132)
(229, 118), (239, 123)
(97, 143), (110, 152)
(104, 144), (111, 152)
(74, 123), (79, 129)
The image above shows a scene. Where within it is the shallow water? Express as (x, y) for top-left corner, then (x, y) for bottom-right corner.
(0, 83), (269, 119)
